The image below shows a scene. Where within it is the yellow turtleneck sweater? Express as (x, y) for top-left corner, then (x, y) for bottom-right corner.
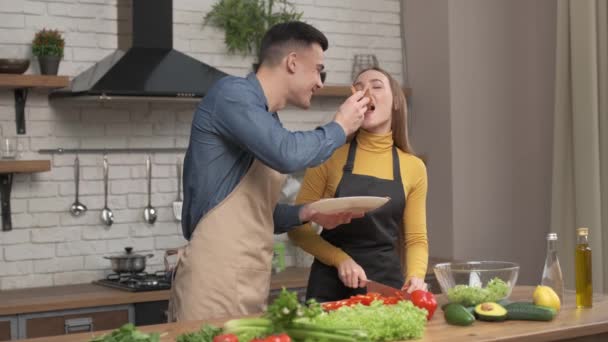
(288, 129), (429, 281)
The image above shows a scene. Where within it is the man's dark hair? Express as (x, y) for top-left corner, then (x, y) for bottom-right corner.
(258, 21), (328, 67)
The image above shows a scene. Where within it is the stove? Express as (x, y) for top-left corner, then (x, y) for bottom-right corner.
(94, 271), (172, 292)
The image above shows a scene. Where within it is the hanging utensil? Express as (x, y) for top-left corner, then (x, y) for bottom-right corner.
(173, 158), (183, 221)
(143, 155), (157, 224)
(69, 155), (87, 216)
(100, 155), (114, 226)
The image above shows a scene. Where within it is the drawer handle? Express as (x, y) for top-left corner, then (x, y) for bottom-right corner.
(64, 317), (94, 334)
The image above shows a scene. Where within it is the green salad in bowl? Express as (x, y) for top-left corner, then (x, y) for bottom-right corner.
(434, 261), (519, 306)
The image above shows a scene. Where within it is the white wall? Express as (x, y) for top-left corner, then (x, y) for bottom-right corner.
(0, 0), (404, 290)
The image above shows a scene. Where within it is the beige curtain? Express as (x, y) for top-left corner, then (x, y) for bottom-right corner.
(552, 0), (608, 293)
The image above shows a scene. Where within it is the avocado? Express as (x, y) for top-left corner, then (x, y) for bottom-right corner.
(474, 302), (508, 322)
(444, 303), (475, 326)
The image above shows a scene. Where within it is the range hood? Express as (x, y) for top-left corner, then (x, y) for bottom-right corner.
(50, 0), (228, 102)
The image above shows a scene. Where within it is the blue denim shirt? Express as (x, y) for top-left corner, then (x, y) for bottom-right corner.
(182, 73), (346, 240)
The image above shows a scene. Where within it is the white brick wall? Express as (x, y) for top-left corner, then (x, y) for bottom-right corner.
(0, 0), (403, 290)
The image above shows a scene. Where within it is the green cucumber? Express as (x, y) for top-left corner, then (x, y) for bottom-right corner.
(443, 303), (475, 326)
(505, 302), (556, 321)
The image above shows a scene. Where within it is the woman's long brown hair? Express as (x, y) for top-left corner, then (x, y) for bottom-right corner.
(355, 67), (414, 154)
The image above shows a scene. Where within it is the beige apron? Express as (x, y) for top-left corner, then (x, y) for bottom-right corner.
(169, 159), (287, 321)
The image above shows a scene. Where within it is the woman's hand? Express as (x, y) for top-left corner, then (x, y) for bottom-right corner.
(402, 277), (428, 293)
(337, 258), (368, 288)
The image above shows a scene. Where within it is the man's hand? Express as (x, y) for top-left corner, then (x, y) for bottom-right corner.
(299, 204), (364, 229)
(334, 90), (369, 136)
(402, 277), (428, 293)
(337, 258), (368, 288)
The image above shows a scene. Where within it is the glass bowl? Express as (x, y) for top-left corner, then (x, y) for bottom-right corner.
(433, 261), (519, 306)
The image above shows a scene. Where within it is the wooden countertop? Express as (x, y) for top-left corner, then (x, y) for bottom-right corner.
(0, 258), (449, 317)
(17, 286), (608, 342)
(0, 267), (310, 316)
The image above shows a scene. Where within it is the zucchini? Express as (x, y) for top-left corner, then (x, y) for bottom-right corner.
(505, 302), (556, 321)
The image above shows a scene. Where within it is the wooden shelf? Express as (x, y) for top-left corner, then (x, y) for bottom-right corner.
(0, 160), (52, 232)
(315, 85), (412, 98)
(0, 74), (70, 135)
(0, 74), (69, 89)
(0, 160), (51, 174)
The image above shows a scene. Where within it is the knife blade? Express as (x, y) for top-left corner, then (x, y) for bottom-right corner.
(367, 279), (410, 299)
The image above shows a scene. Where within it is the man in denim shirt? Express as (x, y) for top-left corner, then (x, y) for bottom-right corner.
(171, 22), (370, 321)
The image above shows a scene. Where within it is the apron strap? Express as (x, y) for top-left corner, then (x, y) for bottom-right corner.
(392, 146), (402, 183)
(343, 139), (358, 173)
(343, 138), (402, 184)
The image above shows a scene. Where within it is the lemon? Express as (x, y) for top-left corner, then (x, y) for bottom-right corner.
(533, 285), (561, 311)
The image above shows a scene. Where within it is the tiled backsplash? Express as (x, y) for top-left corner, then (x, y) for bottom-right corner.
(0, 0), (403, 289)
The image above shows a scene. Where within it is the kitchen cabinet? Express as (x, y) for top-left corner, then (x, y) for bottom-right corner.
(0, 316), (17, 341)
(134, 301), (168, 326)
(17, 305), (133, 339)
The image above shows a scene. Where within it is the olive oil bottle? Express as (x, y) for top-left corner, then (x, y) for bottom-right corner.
(575, 227), (592, 308)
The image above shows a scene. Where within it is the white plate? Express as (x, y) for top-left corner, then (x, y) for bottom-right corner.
(308, 196), (390, 215)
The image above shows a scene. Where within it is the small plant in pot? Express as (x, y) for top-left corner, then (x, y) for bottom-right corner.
(204, 0), (308, 73)
(32, 28), (65, 75)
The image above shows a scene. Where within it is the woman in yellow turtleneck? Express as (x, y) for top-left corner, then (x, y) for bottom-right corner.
(288, 67), (428, 302)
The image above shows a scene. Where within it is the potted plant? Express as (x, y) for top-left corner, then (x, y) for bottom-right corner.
(204, 0), (303, 70)
(31, 28), (65, 75)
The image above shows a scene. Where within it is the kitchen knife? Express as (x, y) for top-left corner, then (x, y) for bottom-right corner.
(367, 279), (410, 299)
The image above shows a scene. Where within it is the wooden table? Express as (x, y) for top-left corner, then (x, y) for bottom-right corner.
(16, 286), (608, 342)
(0, 267), (311, 316)
(0, 257), (449, 317)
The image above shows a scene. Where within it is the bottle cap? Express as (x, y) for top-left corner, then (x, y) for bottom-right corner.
(547, 232), (558, 240)
(576, 227), (589, 236)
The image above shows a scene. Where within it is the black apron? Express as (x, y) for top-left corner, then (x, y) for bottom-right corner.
(306, 139), (407, 302)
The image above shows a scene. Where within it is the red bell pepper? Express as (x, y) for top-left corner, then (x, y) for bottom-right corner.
(410, 290), (437, 320)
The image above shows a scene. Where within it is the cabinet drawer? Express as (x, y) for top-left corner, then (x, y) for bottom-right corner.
(0, 316), (17, 341)
(0, 321), (11, 341)
(19, 305), (133, 339)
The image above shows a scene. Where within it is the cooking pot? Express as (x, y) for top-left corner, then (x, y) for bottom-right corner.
(104, 247), (153, 273)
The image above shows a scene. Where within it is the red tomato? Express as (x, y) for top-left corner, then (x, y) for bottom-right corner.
(259, 334), (291, 342)
(213, 334), (239, 342)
